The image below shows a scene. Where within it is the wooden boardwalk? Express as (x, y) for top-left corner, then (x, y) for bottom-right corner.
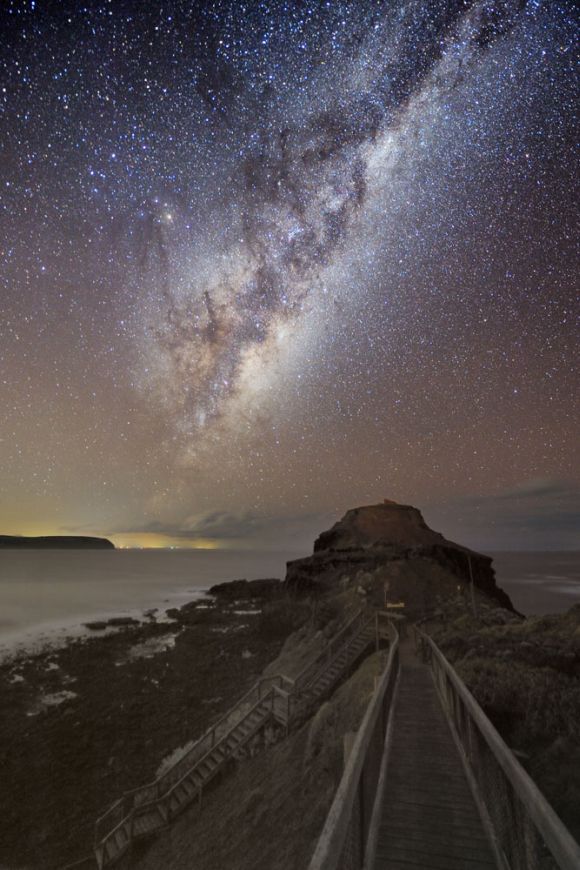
(373, 641), (497, 870)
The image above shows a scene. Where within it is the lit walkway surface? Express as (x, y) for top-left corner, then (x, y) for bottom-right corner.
(373, 641), (497, 870)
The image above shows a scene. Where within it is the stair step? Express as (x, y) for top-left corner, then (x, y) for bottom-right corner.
(175, 784), (188, 803)
(113, 827), (128, 851)
(133, 812), (159, 835)
(182, 777), (196, 795)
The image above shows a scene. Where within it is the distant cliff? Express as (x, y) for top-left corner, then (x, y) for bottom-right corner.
(0, 535), (114, 550)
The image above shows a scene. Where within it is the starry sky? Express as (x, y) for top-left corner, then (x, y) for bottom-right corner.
(0, 0), (578, 551)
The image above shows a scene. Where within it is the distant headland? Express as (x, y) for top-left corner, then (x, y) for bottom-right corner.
(0, 535), (115, 549)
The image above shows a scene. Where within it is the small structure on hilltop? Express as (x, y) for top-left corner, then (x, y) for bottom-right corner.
(284, 499), (515, 616)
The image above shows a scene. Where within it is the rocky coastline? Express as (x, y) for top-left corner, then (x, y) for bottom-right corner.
(0, 580), (302, 868)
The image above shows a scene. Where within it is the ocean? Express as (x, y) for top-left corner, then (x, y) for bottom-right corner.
(0, 549), (578, 657)
(489, 551), (580, 616)
(0, 549), (301, 657)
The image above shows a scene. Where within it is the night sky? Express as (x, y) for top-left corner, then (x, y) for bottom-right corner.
(1, 0), (578, 551)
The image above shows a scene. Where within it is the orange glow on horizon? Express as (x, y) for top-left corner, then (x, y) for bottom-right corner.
(0, 524), (224, 550)
(110, 533), (223, 550)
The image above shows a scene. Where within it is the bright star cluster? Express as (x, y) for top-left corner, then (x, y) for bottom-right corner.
(0, 1), (578, 549)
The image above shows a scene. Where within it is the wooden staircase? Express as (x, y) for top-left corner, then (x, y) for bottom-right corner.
(294, 621), (375, 715)
(93, 609), (377, 868)
(95, 699), (274, 867)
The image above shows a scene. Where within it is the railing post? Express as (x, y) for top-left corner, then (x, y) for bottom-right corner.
(358, 771), (365, 865)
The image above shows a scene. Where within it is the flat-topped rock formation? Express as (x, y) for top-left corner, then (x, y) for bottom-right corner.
(313, 499), (448, 552)
(0, 535), (115, 549)
(285, 499), (515, 614)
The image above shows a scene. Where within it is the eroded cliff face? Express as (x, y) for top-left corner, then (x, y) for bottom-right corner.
(285, 499), (515, 615)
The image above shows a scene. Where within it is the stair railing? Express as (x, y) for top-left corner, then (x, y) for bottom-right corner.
(95, 674), (268, 846)
(288, 609), (375, 719)
(291, 608), (370, 693)
(94, 608), (374, 865)
(143, 689), (273, 821)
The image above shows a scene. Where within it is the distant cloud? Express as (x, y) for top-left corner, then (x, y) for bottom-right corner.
(108, 509), (336, 551)
(426, 478), (580, 551)
(495, 478), (577, 501)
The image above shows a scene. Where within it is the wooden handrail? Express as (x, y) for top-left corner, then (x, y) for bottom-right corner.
(160, 690), (270, 808)
(308, 621), (400, 870)
(415, 627), (580, 870)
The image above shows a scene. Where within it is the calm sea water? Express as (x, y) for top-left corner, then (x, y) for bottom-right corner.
(0, 549), (300, 654)
(0, 549), (578, 655)
(490, 551), (580, 616)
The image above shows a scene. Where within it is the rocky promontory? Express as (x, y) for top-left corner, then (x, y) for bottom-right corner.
(285, 499), (514, 614)
(0, 534), (114, 549)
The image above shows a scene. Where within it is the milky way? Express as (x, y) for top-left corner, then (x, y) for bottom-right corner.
(131, 0), (555, 435)
(0, 1), (578, 549)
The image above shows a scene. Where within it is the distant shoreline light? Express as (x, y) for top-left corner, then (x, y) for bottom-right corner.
(110, 534), (223, 550)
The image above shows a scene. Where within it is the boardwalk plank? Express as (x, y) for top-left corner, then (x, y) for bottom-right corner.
(372, 640), (497, 870)
(375, 843), (496, 870)
(378, 823), (491, 849)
